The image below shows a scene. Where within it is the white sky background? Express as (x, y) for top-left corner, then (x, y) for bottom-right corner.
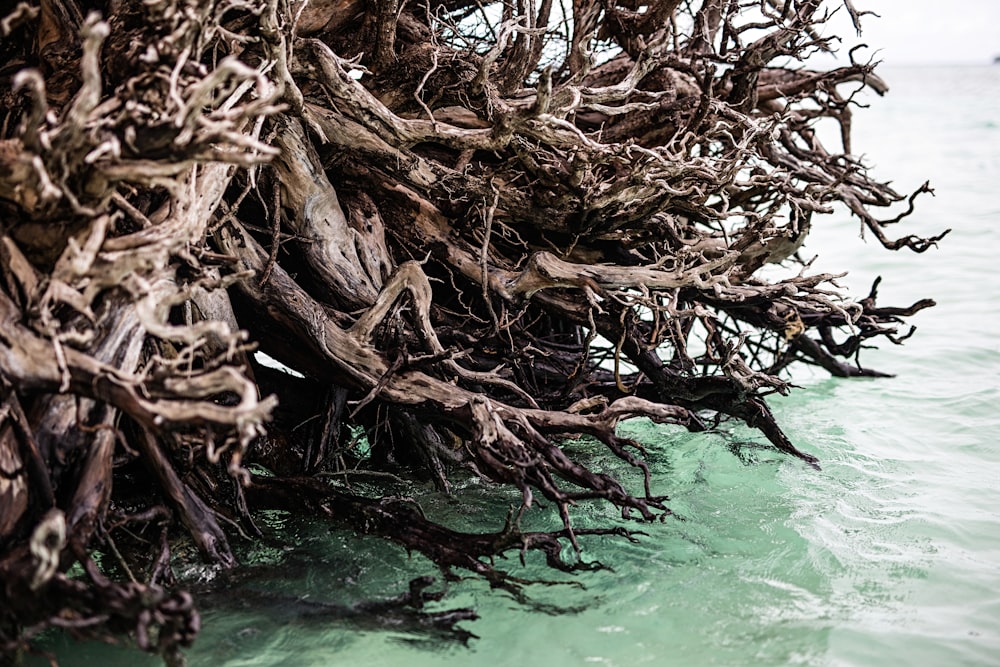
(816, 0), (1000, 66)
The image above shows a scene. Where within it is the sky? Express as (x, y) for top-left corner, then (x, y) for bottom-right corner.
(818, 0), (1000, 66)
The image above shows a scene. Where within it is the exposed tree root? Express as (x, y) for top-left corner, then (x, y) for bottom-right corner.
(0, 0), (942, 662)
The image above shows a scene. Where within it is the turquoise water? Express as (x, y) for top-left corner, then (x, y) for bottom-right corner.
(40, 65), (1000, 666)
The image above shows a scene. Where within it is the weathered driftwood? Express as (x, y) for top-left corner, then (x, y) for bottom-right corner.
(0, 0), (942, 661)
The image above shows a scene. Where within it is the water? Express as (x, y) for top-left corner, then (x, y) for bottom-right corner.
(38, 65), (1000, 666)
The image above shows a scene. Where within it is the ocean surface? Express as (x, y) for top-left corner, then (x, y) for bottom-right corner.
(39, 65), (1000, 666)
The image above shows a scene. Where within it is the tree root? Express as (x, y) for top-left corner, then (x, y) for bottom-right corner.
(0, 0), (943, 661)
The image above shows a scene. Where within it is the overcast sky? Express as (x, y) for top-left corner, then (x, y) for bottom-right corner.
(818, 0), (1000, 65)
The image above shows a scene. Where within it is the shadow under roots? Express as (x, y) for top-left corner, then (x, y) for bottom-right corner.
(192, 573), (480, 647)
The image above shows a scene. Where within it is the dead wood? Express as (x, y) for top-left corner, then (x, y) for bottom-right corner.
(0, 0), (942, 661)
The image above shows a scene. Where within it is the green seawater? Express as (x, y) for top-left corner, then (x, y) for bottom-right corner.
(37, 65), (1000, 666)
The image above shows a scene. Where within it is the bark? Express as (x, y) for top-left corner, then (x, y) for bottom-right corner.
(0, 0), (943, 661)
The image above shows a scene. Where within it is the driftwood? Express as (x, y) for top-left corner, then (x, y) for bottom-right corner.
(0, 0), (942, 662)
